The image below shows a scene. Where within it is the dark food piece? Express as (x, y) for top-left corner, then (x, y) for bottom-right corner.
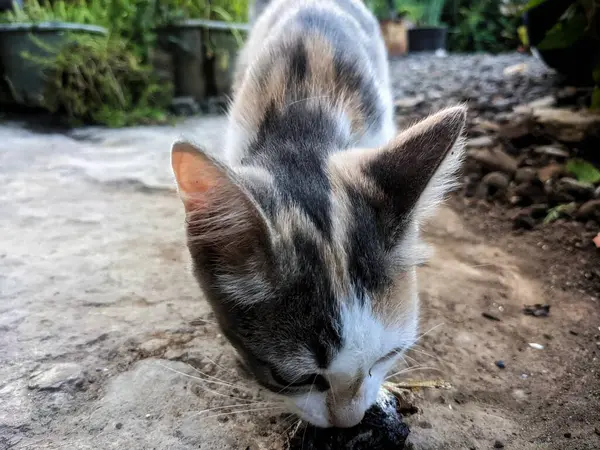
(288, 390), (410, 450)
(522, 304), (551, 317)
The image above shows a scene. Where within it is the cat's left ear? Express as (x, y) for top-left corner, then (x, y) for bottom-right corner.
(330, 105), (467, 237)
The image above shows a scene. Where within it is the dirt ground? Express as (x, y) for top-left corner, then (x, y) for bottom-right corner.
(1, 113), (599, 450)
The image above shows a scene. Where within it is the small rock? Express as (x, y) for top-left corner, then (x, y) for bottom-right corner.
(139, 338), (170, 355)
(528, 343), (544, 350)
(163, 348), (187, 361)
(468, 147), (518, 175)
(394, 95), (425, 109)
(115, 422), (123, 430)
(527, 95), (557, 109)
(575, 200), (600, 221)
(472, 118), (500, 133)
(498, 118), (536, 148)
(503, 62), (527, 76)
(466, 136), (495, 148)
(28, 363), (85, 391)
(515, 167), (538, 184)
(538, 164), (564, 183)
(495, 360), (506, 369)
(482, 312), (501, 321)
(564, 432), (572, 438)
(522, 304), (551, 317)
(533, 145), (570, 158)
(555, 178), (595, 201)
(513, 210), (536, 230)
(533, 107), (600, 142)
(479, 172), (510, 198)
(512, 182), (547, 206)
(494, 439), (505, 449)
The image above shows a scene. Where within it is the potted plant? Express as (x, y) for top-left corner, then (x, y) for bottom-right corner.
(521, 0), (599, 104)
(400, 0), (448, 52)
(364, 0), (408, 57)
(154, 0), (249, 103)
(0, 0), (108, 107)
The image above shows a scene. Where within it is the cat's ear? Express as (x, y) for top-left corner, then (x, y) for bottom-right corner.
(171, 141), (272, 267)
(330, 105), (466, 239)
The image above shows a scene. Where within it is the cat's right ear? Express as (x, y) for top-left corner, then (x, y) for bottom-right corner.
(171, 141), (272, 266)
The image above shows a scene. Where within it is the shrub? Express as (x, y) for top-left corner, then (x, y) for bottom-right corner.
(25, 34), (172, 127)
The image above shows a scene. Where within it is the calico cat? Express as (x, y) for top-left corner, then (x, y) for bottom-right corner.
(171, 0), (466, 429)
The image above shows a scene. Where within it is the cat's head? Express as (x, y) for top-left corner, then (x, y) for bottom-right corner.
(171, 106), (466, 428)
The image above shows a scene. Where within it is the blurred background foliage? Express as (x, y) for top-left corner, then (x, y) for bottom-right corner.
(0, 0), (597, 125)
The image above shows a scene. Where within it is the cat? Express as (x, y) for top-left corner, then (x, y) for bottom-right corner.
(171, 0), (466, 429)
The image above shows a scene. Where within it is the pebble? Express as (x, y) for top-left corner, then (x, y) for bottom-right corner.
(528, 343), (544, 350)
(466, 136), (495, 148)
(555, 178), (595, 200)
(575, 200), (600, 221)
(514, 167), (538, 183)
(28, 363), (85, 391)
(468, 147), (518, 175)
(115, 422), (123, 430)
(139, 338), (170, 354)
(495, 360), (506, 369)
(534, 145), (570, 158)
(538, 164), (564, 183)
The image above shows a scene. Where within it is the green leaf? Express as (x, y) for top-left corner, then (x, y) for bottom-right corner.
(592, 86), (600, 111)
(566, 159), (600, 184)
(536, 10), (587, 50)
(544, 203), (577, 224)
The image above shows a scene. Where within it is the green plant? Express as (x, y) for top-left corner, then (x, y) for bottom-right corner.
(566, 159), (600, 184)
(443, 0), (522, 53)
(521, 0), (600, 109)
(544, 202), (577, 224)
(24, 34), (172, 127)
(420, 0), (446, 26)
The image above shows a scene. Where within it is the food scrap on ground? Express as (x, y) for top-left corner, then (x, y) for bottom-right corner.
(522, 304), (551, 317)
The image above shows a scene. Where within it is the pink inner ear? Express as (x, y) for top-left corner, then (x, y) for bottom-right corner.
(172, 142), (224, 211)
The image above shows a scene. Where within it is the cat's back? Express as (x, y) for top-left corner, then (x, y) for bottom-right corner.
(225, 0), (394, 162)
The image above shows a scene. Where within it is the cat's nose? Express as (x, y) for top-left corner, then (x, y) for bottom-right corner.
(330, 402), (366, 428)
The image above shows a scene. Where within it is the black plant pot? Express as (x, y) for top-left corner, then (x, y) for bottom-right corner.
(524, 0), (599, 84)
(408, 26), (447, 52)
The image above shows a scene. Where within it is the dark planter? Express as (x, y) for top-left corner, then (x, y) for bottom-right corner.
(524, 0), (599, 84)
(0, 22), (107, 107)
(408, 26), (447, 52)
(155, 20), (249, 103)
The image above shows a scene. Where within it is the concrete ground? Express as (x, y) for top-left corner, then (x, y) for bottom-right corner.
(1, 114), (599, 450)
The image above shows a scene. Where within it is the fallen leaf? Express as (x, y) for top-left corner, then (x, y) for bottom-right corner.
(544, 203), (577, 224)
(566, 159), (600, 184)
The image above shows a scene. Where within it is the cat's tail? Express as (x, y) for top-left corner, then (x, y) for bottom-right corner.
(249, 0), (272, 24)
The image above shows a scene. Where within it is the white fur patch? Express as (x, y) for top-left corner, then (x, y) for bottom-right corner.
(286, 297), (418, 427)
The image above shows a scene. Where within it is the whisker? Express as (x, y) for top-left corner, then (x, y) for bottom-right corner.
(158, 363), (256, 403)
(199, 354), (238, 377)
(159, 362), (253, 393)
(201, 406), (287, 420)
(413, 322), (444, 344)
(194, 401), (279, 417)
(408, 345), (443, 363)
(386, 365), (441, 380)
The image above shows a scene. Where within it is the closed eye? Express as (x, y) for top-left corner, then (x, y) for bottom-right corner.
(270, 368), (330, 391)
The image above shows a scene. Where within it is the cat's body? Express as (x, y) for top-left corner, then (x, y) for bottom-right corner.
(171, 0), (466, 428)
